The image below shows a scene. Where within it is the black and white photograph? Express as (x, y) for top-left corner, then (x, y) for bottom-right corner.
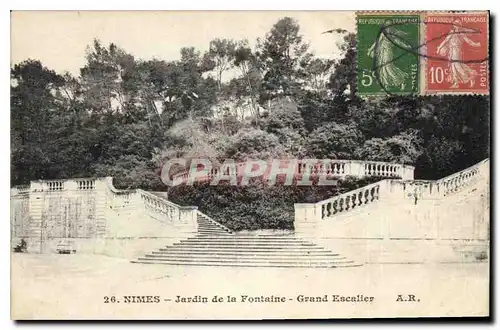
(9, 10), (490, 320)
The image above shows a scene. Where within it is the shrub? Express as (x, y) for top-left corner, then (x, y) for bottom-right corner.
(168, 176), (387, 231)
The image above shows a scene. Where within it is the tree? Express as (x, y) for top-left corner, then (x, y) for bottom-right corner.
(11, 60), (65, 184)
(256, 17), (313, 102)
(328, 32), (356, 98)
(80, 39), (137, 113)
(233, 40), (262, 117)
(307, 122), (363, 159)
(354, 130), (423, 165)
(259, 97), (306, 155)
(305, 58), (334, 91)
(203, 38), (237, 90)
(223, 128), (285, 161)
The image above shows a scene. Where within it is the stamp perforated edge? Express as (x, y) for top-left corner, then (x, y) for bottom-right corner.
(420, 11), (490, 96)
(355, 10), (490, 97)
(355, 11), (424, 97)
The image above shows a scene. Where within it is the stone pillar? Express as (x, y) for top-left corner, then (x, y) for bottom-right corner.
(401, 165), (415, 180)
(349, 161), (365, 177)
(65, 180), (78, 191)
(294, 203), (320, 237)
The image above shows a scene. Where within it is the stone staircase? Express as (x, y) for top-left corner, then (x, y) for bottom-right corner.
(133, 213), (359, 268)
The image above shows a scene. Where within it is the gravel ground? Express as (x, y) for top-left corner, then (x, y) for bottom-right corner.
(10, 252), (489, 320)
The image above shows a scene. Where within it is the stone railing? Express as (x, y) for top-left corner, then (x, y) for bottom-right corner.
(172, 159), (415, 184)
(294, 159), (489, 234)
(102, 178), (199, 233)
(26, 177), (102, 193)
(316, 180), (383, 220)
(11, 185), (30, 196)
(394, 159), (489, 200)
(297, 160), (414, 180)
(294, 180), (385, 234)
(137, 189), (197, 228)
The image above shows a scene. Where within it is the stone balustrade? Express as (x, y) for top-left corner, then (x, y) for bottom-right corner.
(294, 159), (489, 233)
(172, 159), (415, 184)
(392, 159), (489, 200)
(317, 181), (382, 220)
(137, 189), (198, 230)
(25, 177), (103, 192)
(138, 190), (181, 223)
(11, 185), (30, 196)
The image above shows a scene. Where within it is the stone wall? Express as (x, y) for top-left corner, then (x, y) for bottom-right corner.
(10, 177), (199, 258)
(295, 159), (490, 264)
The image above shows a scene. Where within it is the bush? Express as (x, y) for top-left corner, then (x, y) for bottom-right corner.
(168, 176), (387, 231)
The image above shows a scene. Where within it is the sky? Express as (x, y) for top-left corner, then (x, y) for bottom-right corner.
(11, 11), (355, 76)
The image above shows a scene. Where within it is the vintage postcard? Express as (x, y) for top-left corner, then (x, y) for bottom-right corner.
(10, 10), (490, 320)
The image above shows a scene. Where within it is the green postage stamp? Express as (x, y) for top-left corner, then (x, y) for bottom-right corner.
(357, 13), (420, 96)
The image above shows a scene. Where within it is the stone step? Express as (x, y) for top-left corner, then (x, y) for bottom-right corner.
(196, 234), (233, 237)
(173, 240), (315, 247)
(196, 232), (229, 235)
(151, 250), (340, 256)
(190, 235), (298, 239)
(198, 223), (232, 232)
(132, 260), (360, 268)
(185, 237), (305, 242)
(196, 229), (228, 232)
(136, 257), (356, 267)
(145, 253), (346, 261)
(174, 239), (317, 245)
(159, 246), (326, 252)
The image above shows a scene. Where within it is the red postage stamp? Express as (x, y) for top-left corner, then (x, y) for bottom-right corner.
(423, 11), (489, 94)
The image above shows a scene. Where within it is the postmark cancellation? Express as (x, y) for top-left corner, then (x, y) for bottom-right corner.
(356, 11), (489, 97)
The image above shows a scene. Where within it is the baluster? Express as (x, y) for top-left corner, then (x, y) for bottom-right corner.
(338, 198), (344, 212)
(325, 203), (331, 217)
(331, 200), (337, 214)
(351, 194), (357, 209)
(344, 195), (351, 210)
(321, 204), (326, 219)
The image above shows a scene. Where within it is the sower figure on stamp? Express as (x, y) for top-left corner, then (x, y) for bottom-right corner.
(367, 20), (412, 91)
(436, 19), (481, 88)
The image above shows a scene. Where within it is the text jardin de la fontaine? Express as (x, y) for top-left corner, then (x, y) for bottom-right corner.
(174, 294), (375, 303)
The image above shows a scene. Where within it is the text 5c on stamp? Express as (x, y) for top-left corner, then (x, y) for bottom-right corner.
(356, 13), (420, 96)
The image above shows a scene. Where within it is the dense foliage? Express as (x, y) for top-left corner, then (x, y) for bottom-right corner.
(11, 17), (489, 230)
(168, 176), (388, 230)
